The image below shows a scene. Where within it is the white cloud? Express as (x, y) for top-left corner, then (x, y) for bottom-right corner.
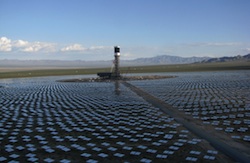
(13, 40), (29, 47)
(22, 46), (35, 52)
(0, 37), (56, 53)
(206, 42), (241, 46)
(61, 44), (86, 52)
(0, 37), (112, 55)
(60, 44), (112, 52)
(14, 40), (55, 53)
(0, 37), (12, 51)
(1, 37), (116, 60)
(245, 48), (250, 52)
(122, 52), (136, 60)
(22, 42), (43, 52)
(187, 42), (242, 47)
(89, 46), (112, 51)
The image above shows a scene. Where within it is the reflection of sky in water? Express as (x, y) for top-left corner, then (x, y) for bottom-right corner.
(0, 74), (96, 86)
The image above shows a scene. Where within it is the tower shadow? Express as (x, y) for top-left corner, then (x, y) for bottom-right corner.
(114, 80), (121, 96)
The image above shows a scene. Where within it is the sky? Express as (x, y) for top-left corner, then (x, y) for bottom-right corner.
(0, 0), (250, 61)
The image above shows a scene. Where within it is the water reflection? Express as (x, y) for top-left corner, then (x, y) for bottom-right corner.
(114, 80), (121, 95)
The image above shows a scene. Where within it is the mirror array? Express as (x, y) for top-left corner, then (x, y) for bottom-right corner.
(131, 71), (250, 143)
(0, 76), (232, 162)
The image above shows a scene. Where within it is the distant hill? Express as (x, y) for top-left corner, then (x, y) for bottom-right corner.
(2, 54), (249, 69)
(0, 55), (211, 68)
(124, 55), (210, 65)
(1, 54), (250, 68)
(201, 54), (250, 63)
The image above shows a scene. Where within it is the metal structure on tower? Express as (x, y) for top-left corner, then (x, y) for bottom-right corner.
(97, 46), (121, 79)
(114, 46), (120, 78)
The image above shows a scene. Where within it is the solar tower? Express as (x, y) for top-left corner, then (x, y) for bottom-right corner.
(114, 46), (120, 78)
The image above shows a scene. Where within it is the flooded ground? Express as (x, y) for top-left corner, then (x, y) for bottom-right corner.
(0, 71), (249, 162)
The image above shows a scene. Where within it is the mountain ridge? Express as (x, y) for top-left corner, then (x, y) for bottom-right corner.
(0, 55), (210, 68)
(129, 55), (210, 65)
(0, 54), (249, 68)
(202, 53), (250, 63)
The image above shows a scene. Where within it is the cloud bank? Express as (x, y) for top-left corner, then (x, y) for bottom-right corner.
(60, 44), (112, 52)
(1, 36), (249, 60)
(0, 37), (56, 53)
(0, 36), (115, 60)
(61, 44), (86, 52)
(0, 36), (111, 54)
(0, 37), (12, 51)
(186, 42), (242, 47)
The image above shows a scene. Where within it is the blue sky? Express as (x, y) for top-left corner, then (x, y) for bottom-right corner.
(0, 0), (250, 60)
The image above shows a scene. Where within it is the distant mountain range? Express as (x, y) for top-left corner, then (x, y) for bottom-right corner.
(0, 54), (249, 68)
(124, 55), (210, 65)
(201, 53), (250, 63)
